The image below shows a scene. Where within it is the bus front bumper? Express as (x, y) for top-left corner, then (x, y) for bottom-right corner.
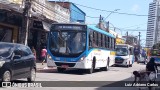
(47, 58), (92, 69)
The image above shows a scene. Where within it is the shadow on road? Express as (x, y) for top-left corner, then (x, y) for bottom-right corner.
(96, 70), (160, 90)
(37, 68), (110, 75)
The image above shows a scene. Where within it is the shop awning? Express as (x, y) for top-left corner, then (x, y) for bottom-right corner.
(32, 20), (51, 32)
(42, 21), (51, 32)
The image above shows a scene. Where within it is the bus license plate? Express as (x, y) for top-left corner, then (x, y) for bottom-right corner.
(61, 65), (69, 68)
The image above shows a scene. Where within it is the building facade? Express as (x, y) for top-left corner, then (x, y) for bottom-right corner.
(122, 36), (138, 46)
(49, 1), (86, 23)
(146, 0), (160, 47)
(0, 0), (23, 43)
(0, 0), (71, 60)
(29, 0), (70, 59)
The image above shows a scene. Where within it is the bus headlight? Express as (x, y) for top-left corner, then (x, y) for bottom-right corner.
(79, 56), (86, 62)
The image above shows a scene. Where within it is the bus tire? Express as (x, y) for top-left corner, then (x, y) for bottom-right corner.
(57, 67), (66, 72)
(106, 59), (110, 71)
(87, 64), (93, 74)
(87, 58), (96, 74)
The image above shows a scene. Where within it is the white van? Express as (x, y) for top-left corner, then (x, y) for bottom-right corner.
(115, 44), (135, 67)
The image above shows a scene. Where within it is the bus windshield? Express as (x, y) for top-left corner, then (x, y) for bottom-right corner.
(151, 49), (160, 56)
(116, 47), (128, 56)
(49, 30), (86, 57)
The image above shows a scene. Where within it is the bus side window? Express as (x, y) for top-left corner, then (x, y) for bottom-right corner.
(108, 37), (111, 49)
(96, 32), (99, 47)
(105, 36), (107, 48)
(129, 47), (133, 55)
(93, 31), (97, 47)
(89, 30), (93, 47)
(102, 34), (105, 48)
(98, 33), (101, 47)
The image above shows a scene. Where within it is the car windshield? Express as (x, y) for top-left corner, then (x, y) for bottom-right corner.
(116, 47), (128, 56)
(0, 44), (14, 58)
(49, 30), (86, 57)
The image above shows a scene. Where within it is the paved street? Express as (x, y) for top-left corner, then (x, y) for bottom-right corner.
(1, 62), (160, 90)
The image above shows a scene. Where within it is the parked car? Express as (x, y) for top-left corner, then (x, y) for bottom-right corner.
(137, 55), (148, 64)
(0, 42), (36, 82)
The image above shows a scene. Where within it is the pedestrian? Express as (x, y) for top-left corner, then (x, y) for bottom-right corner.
(146, 57), (158, 86)
(41, 46), (47, 65)
(31, 46), (36, 61)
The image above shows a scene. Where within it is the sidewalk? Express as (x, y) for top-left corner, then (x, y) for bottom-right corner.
(36, 62), (56, 70)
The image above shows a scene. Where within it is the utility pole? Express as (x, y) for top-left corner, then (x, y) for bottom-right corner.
(138, 32), (141, 56)
(138, 32), (141, 47)
(126, 31), (128, 44)
(23, 0), (31, 46)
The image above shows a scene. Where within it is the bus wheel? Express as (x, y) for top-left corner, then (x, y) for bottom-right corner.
(103, 59), (109, 71)
(87, 58), (95, 74)
(57, 67), (66, 72)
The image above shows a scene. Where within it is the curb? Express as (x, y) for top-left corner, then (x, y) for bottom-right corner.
(36, 67), (56, 70)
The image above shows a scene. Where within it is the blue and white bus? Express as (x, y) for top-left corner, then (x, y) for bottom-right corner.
(47, 23), (116, 74)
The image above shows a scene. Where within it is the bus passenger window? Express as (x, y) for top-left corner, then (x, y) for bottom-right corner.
(96, 32), (99, 46)
(93, 31), (97, 47)
(105, 36), (108, 49)
(98, 33), (101, 47)
(102, 35), (105, 48)
(108, 37), (110, 49)
(89, 31), (93, 47)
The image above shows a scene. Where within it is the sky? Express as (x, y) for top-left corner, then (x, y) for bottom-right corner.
(50, 0), (153, 46)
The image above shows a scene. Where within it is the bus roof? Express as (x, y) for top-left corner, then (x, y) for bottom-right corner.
(87, 25), (115, 38)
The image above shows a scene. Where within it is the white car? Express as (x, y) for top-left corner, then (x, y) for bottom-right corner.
(137, 55), (148, 64)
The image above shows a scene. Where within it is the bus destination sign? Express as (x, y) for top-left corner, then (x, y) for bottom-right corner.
(55, 25), (85, 30)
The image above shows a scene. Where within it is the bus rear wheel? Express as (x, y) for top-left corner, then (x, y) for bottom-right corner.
(102, 60), (109, 71)
(57, 67), (66, 72)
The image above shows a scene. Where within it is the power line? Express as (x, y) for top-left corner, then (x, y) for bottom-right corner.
(120, 23), (147, 29)
(73, 3), (159, 17)
(110, 27), (147, 31)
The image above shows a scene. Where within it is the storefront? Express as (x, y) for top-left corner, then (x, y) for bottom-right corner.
(28, 20), (51, 60)
(0, 9), (22, 43)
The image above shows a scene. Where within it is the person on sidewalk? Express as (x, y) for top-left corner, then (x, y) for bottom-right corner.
(31, 46), (37, 61)
(41, 46), (47, 65)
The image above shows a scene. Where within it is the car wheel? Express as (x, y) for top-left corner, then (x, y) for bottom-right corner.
(126, 61), (130, 68)
(27, 68), (36, 82)
(2, 71), (11, 82)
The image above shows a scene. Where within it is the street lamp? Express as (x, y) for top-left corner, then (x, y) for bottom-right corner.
(104, 9), (120, 20)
